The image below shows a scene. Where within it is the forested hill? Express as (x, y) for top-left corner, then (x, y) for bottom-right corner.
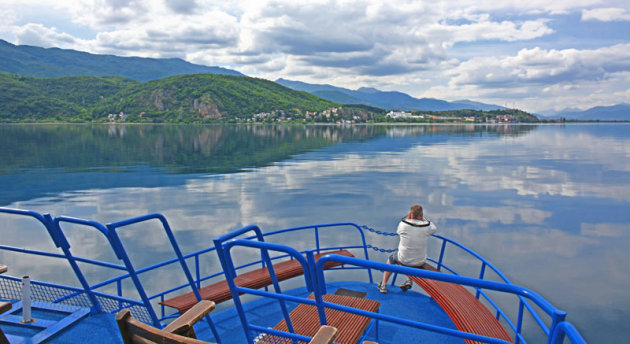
(0, 72), (344, 122)
(0, 39), (242, 81)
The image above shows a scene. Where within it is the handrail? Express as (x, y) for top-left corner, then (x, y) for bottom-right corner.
(105, 213), (221, 342)
(432, 233), (512, 283)
(262, 222), (373, 283)
(0, 208), (104, 312)
(549, 321), (587, 344)
(1, 208), (585, 344)
(219, 238), (325, 344)
(316, 254), (567, 344)
(429, 233), (554, 340)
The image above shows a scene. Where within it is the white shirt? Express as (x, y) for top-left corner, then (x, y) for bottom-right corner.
(396, 217), (437, 266)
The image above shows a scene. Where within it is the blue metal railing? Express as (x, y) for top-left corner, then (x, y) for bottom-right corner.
(549, 321), (587, 344)
(1, 208), (587, 344)
(0, 208), (223, 340)
(426, 233), (561, 343)
(217, 234), (586, 344)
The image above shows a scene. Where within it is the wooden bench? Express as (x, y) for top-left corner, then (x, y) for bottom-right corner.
(259, 293), (380, 344)
(161, 250), (354, 313)
(1, 302), (12, 344)
(408, 264), (512, 344)
(118, 300), (339, 344)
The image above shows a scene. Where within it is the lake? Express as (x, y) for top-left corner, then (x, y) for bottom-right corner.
(1, 123), (629, 343)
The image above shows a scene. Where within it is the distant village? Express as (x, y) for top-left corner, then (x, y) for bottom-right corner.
(249, 107), (369, 124)
(106, 106), (531, 124)
(383, 110), (520, 123)
(246, 107), (524, 124)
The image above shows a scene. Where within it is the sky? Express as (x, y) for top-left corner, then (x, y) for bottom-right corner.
(1, 0), (629, 114)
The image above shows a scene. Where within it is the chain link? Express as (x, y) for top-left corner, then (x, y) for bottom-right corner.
(366, 244), (398, 253)
(360, 225), (399, 237)
(361, 225), (399, 253)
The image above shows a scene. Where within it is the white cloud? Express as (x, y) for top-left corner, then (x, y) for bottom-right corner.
(1, 0), (629, 111)
(582, 7), (630, 22)
(14, 23), (81, 48)
(66, 0), (150, 28)
(420, 43), (630, 111)
(449, 44), (630, 87)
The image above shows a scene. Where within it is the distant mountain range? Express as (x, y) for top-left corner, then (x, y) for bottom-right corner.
(540, 104), (630, 121)
(0, 39), (242, 81)
(275, 78), (506, 111)
(8, 40), (622, 117)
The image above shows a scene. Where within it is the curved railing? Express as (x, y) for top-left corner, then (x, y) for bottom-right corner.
(0, 207), (222, 342)
(0, 208), (586, 344)
(427, 233), (562, 343)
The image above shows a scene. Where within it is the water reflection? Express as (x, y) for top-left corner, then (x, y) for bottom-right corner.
(1, 123), (629, 342)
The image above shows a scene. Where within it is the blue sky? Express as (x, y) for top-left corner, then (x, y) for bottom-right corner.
(1, 0), (629, 113)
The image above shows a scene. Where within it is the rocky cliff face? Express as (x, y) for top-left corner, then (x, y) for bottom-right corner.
(149, 90), (173, 111)
(146, 90), (222, 119)
(193, 97), (222, 119)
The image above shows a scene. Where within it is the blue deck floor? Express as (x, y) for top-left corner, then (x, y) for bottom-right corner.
(17, 281), (463, 344)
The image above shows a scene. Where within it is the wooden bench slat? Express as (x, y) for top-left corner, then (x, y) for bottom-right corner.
(260, 294), (380, 344)
(409, 265), (512, 344)
(161, 250), (354, 313)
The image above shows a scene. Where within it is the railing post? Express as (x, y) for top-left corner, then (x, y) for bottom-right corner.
(21, 276), (33, 324)
(308, 251), (327, 326)
(106, 214), (223, 342)
(105, 226), (161, 327)
(195, 255), (201, 289)
(476, 262), (487, 299)
(547, 311), (567, 344)
(50, 215), (103, 313)
(213, 234), (253, 344)
(438, 239), (447, 271)
(515, 300), (524, 344)
(117, 279), (122, 309)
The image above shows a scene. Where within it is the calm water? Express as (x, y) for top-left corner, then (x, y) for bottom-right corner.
(1, 123), (629, 342)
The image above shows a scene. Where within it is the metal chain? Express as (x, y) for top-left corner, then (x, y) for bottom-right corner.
(360, 225), (398, 237)
(361, 225), (399, 253)
(366, 244), (398, 253)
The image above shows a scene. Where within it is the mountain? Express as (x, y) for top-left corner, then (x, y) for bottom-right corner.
(275, 78), (506, 111)
(0, 39), (243, 81)
(452, 99), (508, 111)
(554, 104), (630, 121)
(0, 72), (338, 122)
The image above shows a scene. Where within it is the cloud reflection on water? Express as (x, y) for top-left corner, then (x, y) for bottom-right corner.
(2, 124), (629, 343)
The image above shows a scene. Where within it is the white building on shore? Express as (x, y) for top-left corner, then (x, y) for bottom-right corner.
(386, 111), (424, 119)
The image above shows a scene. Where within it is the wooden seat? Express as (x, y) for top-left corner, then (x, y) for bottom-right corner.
(1, 302), (13, 344)
(117, 300), (217, 344)
(116, 301), (338, 344)
(408, 264), (512, 344)
(161, 250), (354, 313)
(258, 293), (380, 344)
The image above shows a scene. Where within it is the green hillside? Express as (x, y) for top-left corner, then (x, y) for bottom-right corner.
(0, 39), (242, 80)
(0, 72), (340, 122)
(91, 74), (338, 122)
(0, 73), (137, 121)
(0, 72), (538, 123)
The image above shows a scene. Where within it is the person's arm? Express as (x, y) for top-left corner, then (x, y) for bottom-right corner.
(426, 218), (437, 235)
